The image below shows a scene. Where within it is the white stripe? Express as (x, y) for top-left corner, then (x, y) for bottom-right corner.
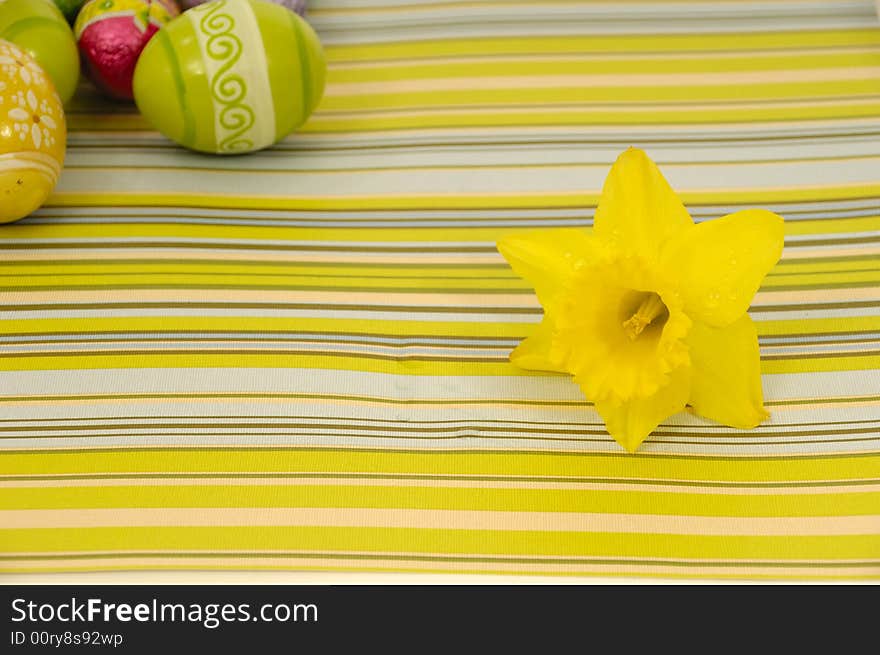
(0, 309), (543, 322)
(26, 201), (880, 221)
(0, 341), (512, 357)
(2, 307), (875, 322)
(327, 68), (880, 96)
(63, 138), (880, 171)
(0, 368), (875, 401)
(312, 0), (867, 12)
(2, 341), (868, 359)
(0, 434), (875, 456)
(4, 507), (878, 535)
(310, 17), (872, 45)
(52, 157), (880, 196)
(0, 152), (61, 184)
(187, 0), (276, 153)
(66, 118), (880, 150)
(0, 403), (874, 443)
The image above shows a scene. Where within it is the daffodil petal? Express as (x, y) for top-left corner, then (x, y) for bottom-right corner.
(593, 366), (690, 453)
(509, 316), (565, 372)
(661, 209), (784, 327)
(593, 147), (692, 261)
(687, 314), (769, 429)
(496, 228), (597, 306)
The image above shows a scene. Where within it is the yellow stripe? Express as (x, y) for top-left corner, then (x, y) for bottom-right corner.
(761, 271), (880, 288)
(323, 30), (880, 62)
(774, 260), (880, 275)
(767, 216), (880, 236)
(303, 102), (880, 131)
(1, 315), (877, 340)
(3, 485), (877, 517)
(2, 450), (877, 482)
(0, 352), (875, 375)
(325, 69), (880, 97)
(761, 316), (880, 336)
(1, 526), (876, 560)
(0, 316), (528, 338)
(318, 80), (880, 112)
(759, 356), (879, 375)
(0, 353), (528, 376)
(38, 184), (880, 211)
(327, 51), (880, 83)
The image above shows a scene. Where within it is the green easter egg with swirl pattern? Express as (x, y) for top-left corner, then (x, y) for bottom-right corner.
(132, 0), (326, 154)
(0, 0), (80, 104)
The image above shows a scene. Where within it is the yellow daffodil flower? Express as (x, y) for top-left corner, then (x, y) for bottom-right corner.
(497, 147), (785, 452)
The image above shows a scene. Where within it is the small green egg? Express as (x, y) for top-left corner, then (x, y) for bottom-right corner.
(0, 0), (80, 105)
(133, 0), (326, 154)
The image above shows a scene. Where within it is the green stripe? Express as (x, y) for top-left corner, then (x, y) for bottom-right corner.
(155, 29), (195, 148)
(290, 11), (314, 126)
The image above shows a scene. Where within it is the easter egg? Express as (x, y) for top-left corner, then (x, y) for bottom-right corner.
(0, 39), (66, 224)
(52, 0), (88, 23)
(74, 0), (179, 100)
(0, 0), (80, 104)
(133, 0), (325, 154)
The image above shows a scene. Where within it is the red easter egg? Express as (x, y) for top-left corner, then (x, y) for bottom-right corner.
(74, 0), (178, 100)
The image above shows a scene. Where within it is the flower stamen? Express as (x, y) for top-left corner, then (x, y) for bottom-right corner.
(622, 292), (666, 341)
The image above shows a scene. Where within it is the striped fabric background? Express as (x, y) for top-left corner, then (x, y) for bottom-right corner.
(1, 0), (879, 579)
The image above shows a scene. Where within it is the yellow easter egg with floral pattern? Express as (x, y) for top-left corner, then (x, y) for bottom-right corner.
(0, 38), (66, 224)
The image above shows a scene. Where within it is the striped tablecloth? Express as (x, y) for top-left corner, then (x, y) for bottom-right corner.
(1, 0), (879, 580)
